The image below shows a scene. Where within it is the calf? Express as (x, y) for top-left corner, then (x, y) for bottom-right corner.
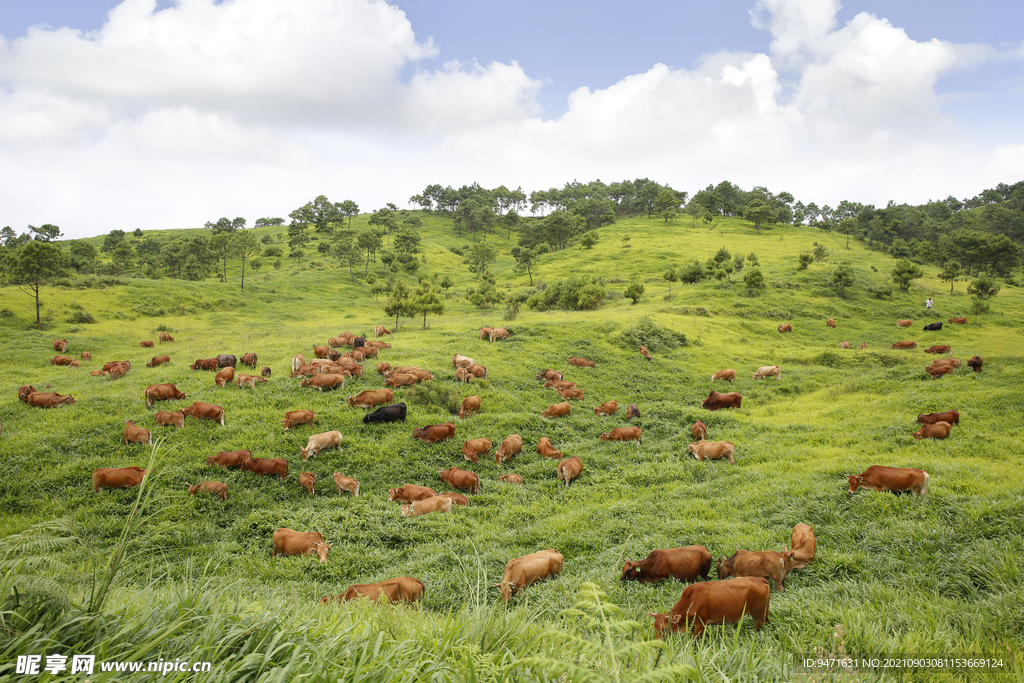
(639, 345), (652, 361)
(913, 421), (952, 440)
(557, 456), (582, 486)
(455, 367), (472, 383)
(568, 356), (596, 367)
(300, 431), (343, 460)
(146, 355), (171, 367)
(53, 339), (69, 352)
(649, 577), (770, 639)
(459, 395), (482, 419)
(377, 362), (391, 375)
(93, 466), (147, 492)
(778, 323), (792, 333)
(154, 410), (185, 428)
(400, 496), (453, 517)
(412, 423), (456, 443)
(924, 345), (952, 354)
(439, 466), (481, 494)
(711, 369), (736, 381)
(461, 438), (492, 463)
(362, 403), (407, 423)
(542, 402), (572, 418)
(688, 441), (735, 464)
(827, 318), (836, 328)
(626, 404), (641, 420)
(342, 577), (424, 605)
(621, 546), (712, 584)
(846, 465), (929, 496)
(600, 427), (642, 443)
(917, 410), (959, 425)
(839, 341), (850, 349)
(967, 355), (983, 372)
(81, 351), (91, 361)
(692, 421), (707, 441)
(495, 549), (564, 603)
(190, 481), (229, 501)
(299, 472), (316, 495)
(261, 367), (272, 377)
(236, 374), (267, 389)
(388, 485), (438, 503)
(282, 409), (318, 430)
(468, 363), (487, 379)
(897, 319), (913, 327)
(241, 457), (289, 480)
(752, 365), (781, 380)
(537, 437), (562, 459)
(717, 550), (792, 591)
(788, 524), (816, 569)
(214, 366), (235, 387)
(498, 473), (524, 485)
(271, 529), (331, 563)
(206, 450), (252, 468)
(124, 421), (152, 445)
(439, 492), (470, 506)
(495, 434), (523, 465)
(333, 473), (359, 497)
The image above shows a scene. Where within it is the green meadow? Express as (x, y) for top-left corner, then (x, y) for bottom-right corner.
(1, 213), (1023, 682)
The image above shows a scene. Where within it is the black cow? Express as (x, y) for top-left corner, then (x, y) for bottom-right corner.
(363, 402), (407, 424)
(923, 322), (943, 331)
(352, 336), (366, 349)
(216, 354), (237, 368)
(328, 350), (342, 362)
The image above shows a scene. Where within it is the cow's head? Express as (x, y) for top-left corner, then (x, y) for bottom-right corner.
(648, 612), (682, 639)
(716, 557), (734, 580)
(387, 488), (400, 501)
(598, 433), (609, 441)
(620, 559), (643, 582)
(911, 430), (924, 440)
(189, 485), (199, 496)
(400, 504), (412, 517)
(240, 459), (254, 472)
(494, 580), (516, 603)
(687, 443), (701, 458)
(846, 474), (863, 494)
(311, 541), (332, 563)
(319, 595), (335, 604)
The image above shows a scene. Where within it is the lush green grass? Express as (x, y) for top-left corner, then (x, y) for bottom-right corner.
(2, 214), (1023, 681)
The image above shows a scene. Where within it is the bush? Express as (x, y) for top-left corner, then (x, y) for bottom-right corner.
(527, 275), (606, 311)
(447, 245), (465, 256)
(623, 281), (644, 304)
(408, 382), (463, 414)
(0, 308), (14, 318)
(66, 311), (95, 324)
(617, 315), (688, 352)
(867, 283), (893, 299)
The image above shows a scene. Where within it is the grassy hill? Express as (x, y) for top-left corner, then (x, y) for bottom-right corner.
(1, 214), (1023, 681)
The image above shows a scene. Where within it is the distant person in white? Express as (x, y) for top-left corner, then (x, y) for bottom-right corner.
(925, 298), (933, 309)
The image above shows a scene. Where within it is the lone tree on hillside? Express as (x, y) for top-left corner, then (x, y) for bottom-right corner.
(838, 217), (858, 249)
(967, 274), (1000, 300)
(412, 280), (445, 329)
(9, 240), (66, 324)
(210, 232), (235, 281)
(831, 261), (855, 296)
(624, 281), (644, 304)
(798, 253), (813, 269)
(663, 268), (678, 297)
(231, 230), (261, 292)
(510, 244), (547, 285)
(383, 280), (415, 330)
(890, 258), (924, 291)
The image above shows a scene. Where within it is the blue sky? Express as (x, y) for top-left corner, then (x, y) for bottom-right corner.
(0, 0), (1021, 236)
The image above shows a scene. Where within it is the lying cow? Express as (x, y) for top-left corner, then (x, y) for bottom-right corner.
(93, 466), (147, 492)
(846, 465), (929, 496)
(542, 402), (571, 418)
(241, 457), (289, 480)
(498, 473), (524, 485)
(912, 421), (952, 440)
(649, 577), (770, 639)
(537, 437), (562, 459)
(342, 577), (423, 605)
(146, 355), (171, 367)
(536, 368), (563, 381)
(50, 355), (74, 366)
(557, 456), (582, 486)
(300, 431), (343, 460)
(439, 466), (481, 494)
(926, 364), (955, 378)
(688, 440), (735, 464)
(917, 410), (959, 425)
(271, 528), (331, 563)
(702, 391), (742, 410)
(19, 386), (76, 408)
(788, 523), (815, 570)
(600, 427), (642, 443)
(388, 484), (438, 503)
(544, 379), (576, 391)
(190, 481), (229, 501)
(461, 438), (492, 463)
(568, 356), (596, 367)
(140, 340), (154, 348)
(401, 495), (453, 517)
(206, 450), (252, 468)
(892, 341), (917, 350)
(621, 546), (712, 584)
(495, 434), (523, 465)
(594, 401), (619, 416)
(363, 403), (407, 423)
(717, 550), (793, 591)
(924, 345), (952, 354)
(495, 549), (564, 603)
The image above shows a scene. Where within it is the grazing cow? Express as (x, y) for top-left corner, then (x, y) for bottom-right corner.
(897, 319), (913, 327)
(537, 437), (562, 459)
(189, 481), (228, 501)
(459, 395), (481, 419)
(314, 345), (330, 359)
(495, 434), (523, 465)
(498, 473), (524, 485)
(892, 341), (917, 350)
(639, 345), (652, 361)
(594, 401), (619, 416)
(495, 549), (564, 603)
(154, 410), (184, 428)
(333, 473), (359, 496)
(702, 391), (742, 410)
(692, 421), (707, 441)
(292, 354), (306, 371)
(340, 363), (364, 378)
(214, 366), (235, 388)
(913, 421), (952, 440)
(925, 345), (952, 354)
(788, 524), (816, 570)
(827, 318), (836, 328)
(621, 546), (713, 584)
(400, 495), (453, 517)
(542, 402), (572, 418)
(461, 438), (492, 463)
(453, 354), (474, 369)
(124, 421), (152, 445)
(926, 364), (955, 378)
(412, 422), (456, 443)
(374, 326), (392, 337)
(439, 492), (470, 506)
(108, 364), (128, 381)
(948, 317), (968, 324)
(377, 362), (391, 376)
(363, 403), (407, 424)
(328, 336), (348, 348)
(299, 472), (316, 495)
(388, 485), (438, 503)
(191, 358), (219, 370)
(102, 360), (131, 372)
(241, 457), (289, 480)
(50, 355), (73, 366)
(363, 340), (391, 350)
(300, 374), (346, 391)
(544, 379), (577, 391)
(282, 409), (318, 430)
(846, 465), (929, 496)
(479, 326), (494, 340)
(711, 369), (736, 381)
(649, 577), (770, 639)
(81, 351), (91, 361)
(355, 346), (379, 360)
(347, 389), (394, 409)
(261, 366), (272, 378)
(181, 401), (225, 425)
(146, 355), (171, 367)
(558, 387), (584, 401)
(469, 363), (488, 379)
(271, 529), (331, 563)
(489, 327), (510, 342)
(929, 358), (961, 368)
(53, 339), (69, 352)
(385, 373), (419, 388)
(626, 404), (641, 420)
(778, 324), (792, 333)
(206, 450), (252, 468)
(688, 441), (735, 464)
(599, 427), (642, 443)
(860, 342), (868, 349)
(351, 336), (366, 349)
(237, 374), (267, 389)
(967, 355), (983, 372)
(343, 577), (424, 605)
(216, 354), (236, 367)
(569, 356), (596, 367)
(839, 341), (850, 349)
(300, 431), (343, 461)
(159, 333), (174, 342)
(19, 386), (75, 408)
(439, 466), (481, 494)
(557, 456), (582, 486)
(455, 367), (472, 384)
(93, 467), (147, 492)
(752, 365), (781, 380)
(141, 340), (155, 348)
(536, 369), (563, 381)
(923, 322), (943, 331)
(717, 550), (792, 591)
(917, 410), (959, 426)
(240, 352), (258, 368)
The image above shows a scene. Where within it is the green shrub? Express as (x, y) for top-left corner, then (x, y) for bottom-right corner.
(408, 382), (463, 414)
(527, 275), (606, 311)
(66, 311), (95, 324)
(0, 308), (14, 318)
(617, 315), (688, 352)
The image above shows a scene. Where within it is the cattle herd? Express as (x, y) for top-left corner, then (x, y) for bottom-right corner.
(18, 315), (982, 638)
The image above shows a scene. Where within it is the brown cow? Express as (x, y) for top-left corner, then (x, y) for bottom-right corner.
(400, 495), (454, 517)
(333, 473), (359, 496)
(93, 466), (147, 492)
(236, 374), (267, 389)
(364, 340), (391, 350)
(181, 401), (225, 425)
(461, 438), (492, 463)
(948, 317), (968, 324)
(544, 379), (577, 390)
(827, 318), (836, 328)
(479, 326), (494, 340)
(498, 473), (524, 485)
(599, 427), (642, 443)
(542, 402), (572, 418)
(271, 529), (331, 563)
(328, 336), (348, 348)
(347, 389), (394, 408)
(19, 386), (75, 408)
(929, 358), (961, 368)
(240, 352), (258, 368)
(788, 524), (816, 570)
(846, 466), (929, 496)
(459, 395), (482, 419)
(81, 351), (91, 361)
(568, 356), (596, 367)
(701, 391), (742, 410)
(190, 481), (228, 501)
(752, 365), (781, 380)
(141, 340), (154, 348)
(439, 466), (481, 494)
(489, 327), (510, 342)
(300, 431), (343, 461)
(692, 421), (707, 442)
(388, 485), (438, 503)
(206, 450), (252, 468)
(926, 364), (955, 378)
(91, 370), (109, 378)
(102, 360), (131, 372)
(191, 358), (219, 370)
(241, 457), (289, 480)
(897, 319), (913, 327)
(558, 387), (584, 401)
(455, 367), (472, 383)
(453, 353), (474, 368)
(412, 422), (456, 443)
(689, 441), (735, 464)
(314, 345), (330, 358)
(495, 434), (523, 465)
(214, 366), (235, 387)
(50, 355), (73, 366)
(282, 410), (318, 430)
(261, 367), (272, 378)
(649, 577), (770, 639)
(299, 472), (316, 495)
(159, 333), (174, 342)
(859, 342), (868, 349)
(621, 546), (712, 584)
(536, 369), (563, 381)
(626, 404), (641, 420)
(374, 326), (393, 337)
(778, 324), (792, 333)
(146, 355), (171, 367)
(917, 410), (959, 425)
(53, 339), (69, 352)
(717, 550), (792, 591)
(469, 363), (488, 379)
(124, 421), (152, 445)
(537, 437), (562, 459)
(385, 373), (419, 388)
(967, 356), (983, 372)
(108, 363), (128, 381)
(711, 369), (736, 381)
(495, 549), (564, 603)
(300, 374), (345, 391)
(913, 421), (952, 440)
(292, 354), (306, 371)
(377, 362), (391, 375)
(343, 577), (424, 605)
(924, 345), (952, 354)
(439, 492), (470, 506)
(839, 341), (850, 349)
(557, 456), (582, 486)
(639, 345), (652, 361)
(594, 401), (619, 416)
(154, 410), (184, 428)
(289, 365), (320, 378)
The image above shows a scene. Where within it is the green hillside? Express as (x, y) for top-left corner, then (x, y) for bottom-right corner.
(1, 214), (1023, 682)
